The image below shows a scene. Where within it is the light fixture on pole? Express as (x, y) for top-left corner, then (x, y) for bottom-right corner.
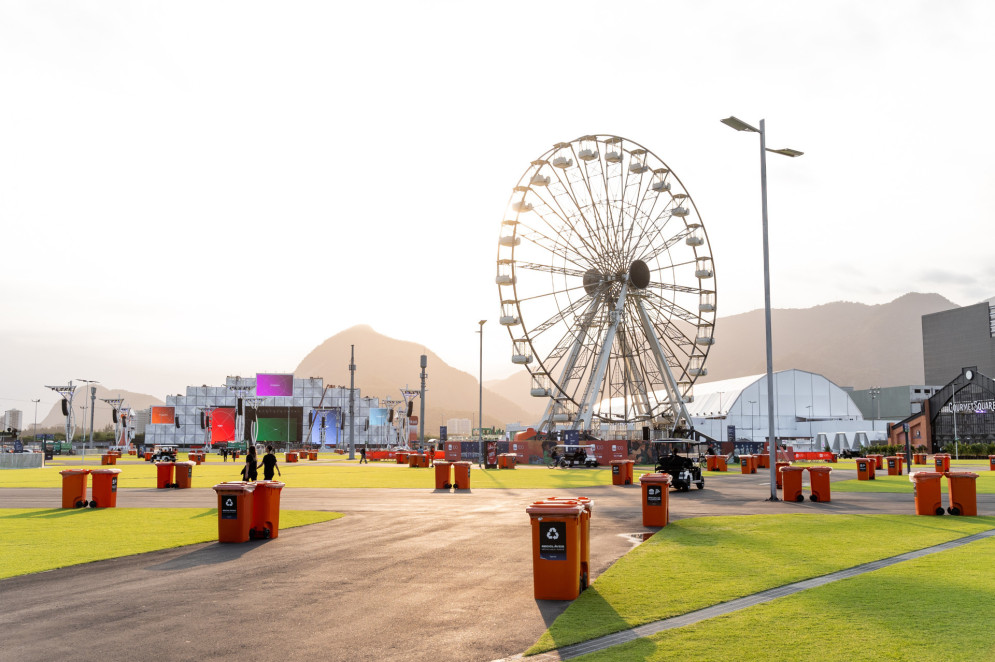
(868, 387), (880, 432)
(477, 320), (486, 467)
(31, 399), (40, 444)
(721, 115), (802, 502)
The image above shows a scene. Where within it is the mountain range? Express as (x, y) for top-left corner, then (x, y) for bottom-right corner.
(33, 292), (966, 433)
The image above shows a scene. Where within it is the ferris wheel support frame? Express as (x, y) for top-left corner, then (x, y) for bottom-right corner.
(576, 281), (629, 431)
(635, 297), (693, 433)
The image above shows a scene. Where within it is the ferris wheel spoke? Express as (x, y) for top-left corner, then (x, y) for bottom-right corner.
(512, 261), (589, 279)
(518, 224), (597, 273)
(525, 292), (599, 339)
(640, 290), (703, 327)
(544, 169), (613, 263)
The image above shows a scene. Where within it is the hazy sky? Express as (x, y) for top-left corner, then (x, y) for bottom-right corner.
(2, 1), (993, 415)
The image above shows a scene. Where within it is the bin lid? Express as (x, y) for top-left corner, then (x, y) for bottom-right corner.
(541, 496), (593, 513)
(154, 461), (175, 466)
(639, 472), (672, 484)
(173, 461), (194, 467)
(91, 468), (122, 474)
(806, 466), (833, 473)
(526, 503), (584, 517)
(909, 471), (944, 483)
(780, 466), (806, 473)
(59, 469), (90, 475)
(212, 481), (257, 493)
(453, 460), (472, 466)
(945, 471), (979, 479)
(256, 480), (286, 489)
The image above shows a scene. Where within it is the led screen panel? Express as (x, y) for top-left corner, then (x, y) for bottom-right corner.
(309, 409), (340, 446)
(369, 408), (388, 426)
(151, 406), (175, 425)
(210, 407), (236, 443)
(256, 418), (298, 443)
(256, 373), (294, 397)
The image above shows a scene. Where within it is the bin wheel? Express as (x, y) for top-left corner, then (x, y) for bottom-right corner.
(625, 479), (631, 485)
(75, 500), (85, 508)
(795, 494), (804, 502)
(948, 506), (960, 516)
(936, 507), (946, 516)
(89, 500), (97, 508)
(810, 494), (819, 502)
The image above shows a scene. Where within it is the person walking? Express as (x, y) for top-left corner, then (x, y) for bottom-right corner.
(241, 446), (258, 482)
(261, 445), (281, 480)
(359, 446), (367, 464)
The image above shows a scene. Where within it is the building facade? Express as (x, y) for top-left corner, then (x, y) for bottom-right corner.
(3, 409), (23, 432)
(922, 301), (995, 385)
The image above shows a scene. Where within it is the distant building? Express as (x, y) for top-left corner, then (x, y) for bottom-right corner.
(922, 300), (995, 384)
(445, 418), (472, 437)
(849, 386), (943, 419)
(3, 409), (23, 432)
(687, 369), (883, 451)
(889, 367), (995, 450)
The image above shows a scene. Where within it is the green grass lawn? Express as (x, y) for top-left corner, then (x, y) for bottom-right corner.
(527, 514), (995, 655)
(0, 460), (624, 489)
(0, 507), (342, 579)
(573, 534), (995, 662)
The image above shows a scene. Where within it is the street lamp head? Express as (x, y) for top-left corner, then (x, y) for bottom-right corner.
(478, 319), (487, 326)
(720, 116), (759, 133)
(767, 147), (804, 158)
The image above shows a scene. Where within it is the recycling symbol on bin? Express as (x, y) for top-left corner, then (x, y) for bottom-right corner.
(225, 497), (234, 507)
(546, 527), (560, 541)
(649, 487), (660, 496)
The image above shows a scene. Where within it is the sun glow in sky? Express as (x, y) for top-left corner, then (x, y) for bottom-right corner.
(2, 1), (993, 412)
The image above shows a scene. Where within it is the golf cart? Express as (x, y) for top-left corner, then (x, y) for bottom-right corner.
(147, 445), (177, 462)
(551, 444), (599, 468)
(652, 439), (706, 491)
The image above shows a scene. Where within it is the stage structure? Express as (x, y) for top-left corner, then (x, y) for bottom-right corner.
(400, 389), (420, 445)
(382, 398), (402, 446)
(100, 397), (125, 449)
(496, 134), (716, 435)
(149, 376), (381, 449)
(46, 383), (77, 446)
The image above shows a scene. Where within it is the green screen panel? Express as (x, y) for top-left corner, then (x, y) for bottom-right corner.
(256, 417), (298, 443)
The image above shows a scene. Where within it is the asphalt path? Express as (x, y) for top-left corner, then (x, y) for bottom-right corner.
(2, 467), (992, 662)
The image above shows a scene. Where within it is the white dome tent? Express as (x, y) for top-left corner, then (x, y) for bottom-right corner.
(686, 369), (884, 450)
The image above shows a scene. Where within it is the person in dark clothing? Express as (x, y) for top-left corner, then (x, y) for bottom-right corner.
(241, 446), (258, 482)
(261, 445), (281, 480)
(359, 446), (367, 464)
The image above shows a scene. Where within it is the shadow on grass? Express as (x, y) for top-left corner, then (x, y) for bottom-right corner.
(0, 508), (94, 520)
(532, 586), (631, 651)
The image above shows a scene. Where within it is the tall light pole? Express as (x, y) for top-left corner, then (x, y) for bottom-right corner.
(748, 400), (756, 441)
(868, 387), (880, 432)
(722, 116), (802, 502)
(477, 320), (486, 466)
(31, 399), (40, 443)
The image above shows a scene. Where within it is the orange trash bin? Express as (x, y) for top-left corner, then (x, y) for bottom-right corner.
(418, 454), (430, 468)
(945, 471), (979, 516)
(914, 453), (927, 465)
(756, 453), (770, 469)
(89, 468), (122, 508)
(213, 482), (257, 543)
(174, 461), (194, 489)
(610, 460), (627, 485)
(740, 455), (753, 474)
(774, 461), (791, 488)
(309, 451), (318, 461)
(144, 451), (153, 461)
(909, 471), (945, 516)
(434, 461), (453, 489)
(807, 466), (832, 502)
(408, 453), (420, 467)
(639, 473), (672, 527)
(525, 502), (584, 601)
(396, 451), (409, 465)
(780, 466), (806, 502)
(934, 454), (951, 473)
(59, 469), (90, 508)
(100, 454), (116, 466)
(989, 455), (995, 471)
(867, 454), (884, 471)
(541, 496), (594, 589)
(713, 456), (727, 472)
(251, 480), (285, 538)
(155, 462), (176, 489)
(886, 456), (904, 476)
(856, 458), (875, 481)
(706, 455), (717, 471)
(452, 461), (471, 489)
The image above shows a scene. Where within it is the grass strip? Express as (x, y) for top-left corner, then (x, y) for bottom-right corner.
(527, 514), (995, 654)
(574, 535), (995, 662)
(0, 508), (342, 579)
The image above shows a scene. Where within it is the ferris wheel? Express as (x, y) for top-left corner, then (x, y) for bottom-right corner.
(496, 135), (716, 434)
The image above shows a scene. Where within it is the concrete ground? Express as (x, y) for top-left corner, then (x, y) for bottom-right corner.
(1, 466), (992, 662)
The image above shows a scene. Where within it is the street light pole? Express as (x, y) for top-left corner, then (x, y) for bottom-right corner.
(32, 399), (40, 444)
(748, 400), (756, 441)
(477, 320), (486, 467)
(721, 116), (802, 502)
